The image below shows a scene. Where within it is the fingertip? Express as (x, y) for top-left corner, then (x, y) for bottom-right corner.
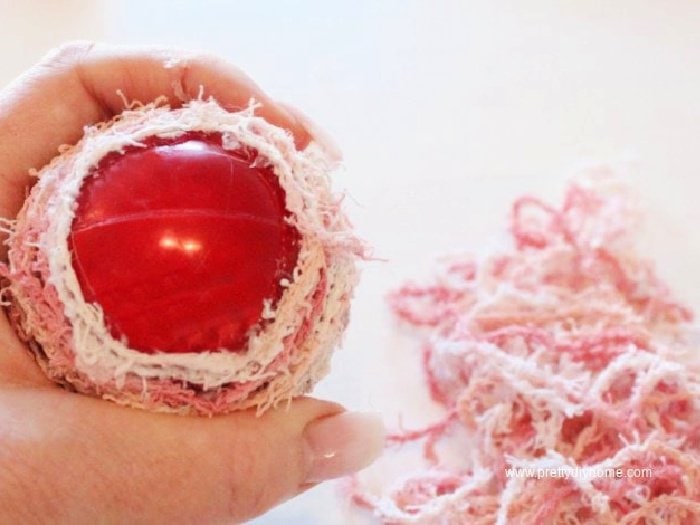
(229, 401), (384, 521)
(302, 411), (386, 485)
(277, 101), (342, 160)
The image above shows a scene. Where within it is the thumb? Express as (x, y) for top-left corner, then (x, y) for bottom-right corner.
(196, 398), (386, 522)
(0, 390), (385, 524)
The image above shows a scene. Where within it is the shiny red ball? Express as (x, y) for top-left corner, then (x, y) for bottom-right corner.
(69, 133), (300, 354)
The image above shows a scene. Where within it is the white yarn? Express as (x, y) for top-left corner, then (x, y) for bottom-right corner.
(5, 98), (360, 399)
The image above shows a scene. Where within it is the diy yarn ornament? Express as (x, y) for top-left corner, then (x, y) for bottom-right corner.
(1, 98), (363, 415)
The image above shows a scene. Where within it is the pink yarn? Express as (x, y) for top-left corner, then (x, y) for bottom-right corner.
(0, 100), (363, 415)
(352, 172), (700, 524)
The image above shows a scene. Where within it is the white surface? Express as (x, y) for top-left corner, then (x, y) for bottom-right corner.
(2, 1), (700, 523)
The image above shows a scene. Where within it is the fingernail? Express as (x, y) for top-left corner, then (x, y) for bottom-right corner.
(303, 412), (385, 484)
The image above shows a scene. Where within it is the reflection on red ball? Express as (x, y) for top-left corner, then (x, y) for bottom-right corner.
(69, 133), (300, 354)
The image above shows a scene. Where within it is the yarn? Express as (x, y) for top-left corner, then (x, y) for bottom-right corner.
(353, 171), (700, 524)
(1, 99), (364, 415)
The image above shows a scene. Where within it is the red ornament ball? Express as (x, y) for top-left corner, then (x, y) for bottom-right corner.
(68, 133), (300, 354)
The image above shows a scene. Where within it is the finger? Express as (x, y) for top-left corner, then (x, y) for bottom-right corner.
(0, 391), (385, 523)
(0, 41), (314, 223)
(277, 101), (343, 163)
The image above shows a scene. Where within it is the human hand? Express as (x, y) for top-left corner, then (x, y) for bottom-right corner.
(0, 42), (384, 524)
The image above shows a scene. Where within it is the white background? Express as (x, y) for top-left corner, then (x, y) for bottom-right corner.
(1, 1), (699, 523)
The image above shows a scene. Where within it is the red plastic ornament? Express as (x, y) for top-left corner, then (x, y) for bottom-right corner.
(69, 133), (300, 354)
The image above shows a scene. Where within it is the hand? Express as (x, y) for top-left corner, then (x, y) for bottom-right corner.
(0, 42), (384, 524)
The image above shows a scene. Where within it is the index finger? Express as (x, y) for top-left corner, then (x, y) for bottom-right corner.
(0, 41), (313, 222)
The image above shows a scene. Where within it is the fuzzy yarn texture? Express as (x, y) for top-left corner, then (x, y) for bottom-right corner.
(0, 98), (364, 415)
(351, 171), (700, 524)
